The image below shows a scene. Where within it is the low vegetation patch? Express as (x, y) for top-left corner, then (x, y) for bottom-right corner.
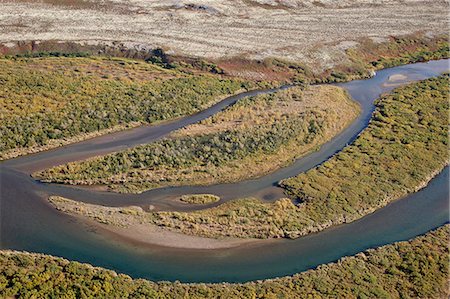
(1, 225), (448, 298)
(349, 34), (450, 71)
(35, 85), (360, 193)
(180, 194), (220, 204)
(48, 196), (146, 228)
(0, 56), (255, 160)
(216, 33), (449, 84)
(318, 33), (450, 84)
(48, 196), (297, 239)
(2, 35), (447, 161)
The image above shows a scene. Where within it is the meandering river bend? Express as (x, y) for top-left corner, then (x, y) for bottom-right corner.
(1, 59), (449, 282)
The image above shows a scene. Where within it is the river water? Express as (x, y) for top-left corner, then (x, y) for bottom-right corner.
(1, 59), (449, 282)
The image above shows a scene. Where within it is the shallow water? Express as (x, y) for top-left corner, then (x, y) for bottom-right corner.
(1, 59), (449, 282)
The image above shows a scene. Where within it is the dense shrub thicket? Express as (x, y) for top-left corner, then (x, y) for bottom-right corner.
(0, 57), (253, 159)
(0, 225), (448, 298)
(36, 86), (359, 193)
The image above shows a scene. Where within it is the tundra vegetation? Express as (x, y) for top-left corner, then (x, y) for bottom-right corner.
(0, 225), (448, 298)
(352, 35), (450, 70)
(35, 85), (360, 193)
(49, 75), (449, 239)
(221, 33), (450, 84)
(0, 56), (255, 160)
(179, 194), (220, 204)
(323, 34), (450, 83)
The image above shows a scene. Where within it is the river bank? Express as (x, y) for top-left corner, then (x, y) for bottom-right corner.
(1, 225), (448, 298)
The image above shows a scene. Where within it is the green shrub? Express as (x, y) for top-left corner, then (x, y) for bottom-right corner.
(180, 194), (220, 204)
(0, 56), (253, 159)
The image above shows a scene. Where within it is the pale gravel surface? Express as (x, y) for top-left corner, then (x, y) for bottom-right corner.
(49, 196), (259, 249)
(0, 0), (448, 70)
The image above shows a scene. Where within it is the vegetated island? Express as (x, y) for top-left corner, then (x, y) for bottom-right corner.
(1, 225), (448, 298)
(48, 75), (449, 240)
(0, 56), (259, 160)
(179, 194), (220, 204)
(36, 85), (360, 193)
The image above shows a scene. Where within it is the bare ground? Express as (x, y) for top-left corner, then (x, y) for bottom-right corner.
(49, 196), (259, 249)
(0, 0), (448, 72)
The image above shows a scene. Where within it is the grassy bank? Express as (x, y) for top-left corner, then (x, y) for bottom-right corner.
(0, 56), (256, 160)
(215, 33), (449, 84)
(1, 34), (447, 161)
(1, 225), (448, 298)
(35, 85), (360, 193)
(321, 33), (449, 83)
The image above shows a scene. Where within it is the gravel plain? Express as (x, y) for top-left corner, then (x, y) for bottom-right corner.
(0, 0), (448, 69)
